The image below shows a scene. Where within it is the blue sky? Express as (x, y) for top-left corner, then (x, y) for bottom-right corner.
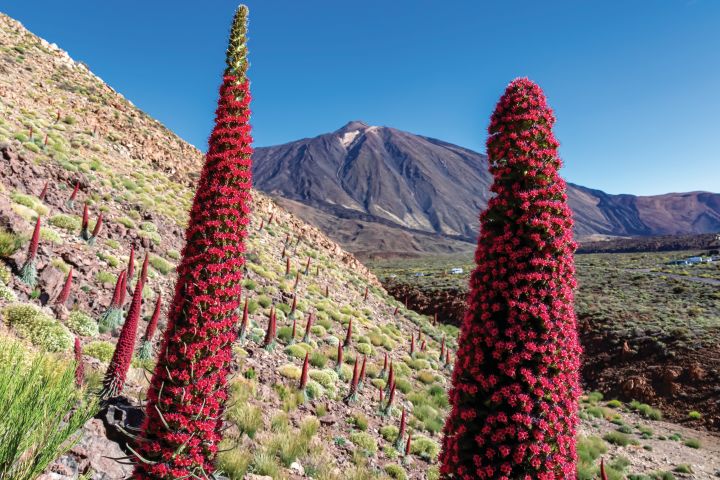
(3, 1), (719, 195)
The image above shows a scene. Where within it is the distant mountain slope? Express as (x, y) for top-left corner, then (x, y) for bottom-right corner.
(253, 121), (720, 255)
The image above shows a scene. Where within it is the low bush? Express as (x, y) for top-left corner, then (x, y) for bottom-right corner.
(384, 464), (407, 480)
(149, 255), (173, 275)
(49, 214), (81, 232)
(67, 310), (99, 337)
(0, 229), (24, 257)
(83, 341), (115, 362)
(1, 303), (72, 352)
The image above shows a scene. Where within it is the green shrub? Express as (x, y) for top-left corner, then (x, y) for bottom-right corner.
(49, 214), (81, 232)
(166, 249), (181, 260)
(349, 431), (377, 455)
(683, 438), (701, 449)
(117, 217), (136, 229)
(95, 271), (116, 285)
(140, 221), (157, 232)
(226, 403), (263, 439)
(0, 229), (23, 257)
(380, 425), (399, 442)
(278, 363), (301, 380)
(1, 304), (72, 352)
(284, 343), (312, 360)
(217, 447), (251, 480)
(0, 264), (12, 284)
(11, 192), (48, 216)
(149, 255), (173, 275)
(384, 464), (407, 480)
(0, 284), (17, 302)
(257, 295), (272, 308)
(688, 411), (702, 420)
(350, 411), (369, 431)
(606, 399), (623, 408)
(97, 252), (120, 268)
(603, 431), (638, 447)
(629, 400), (662, 420)
(0, 336), (97, 480)
(427, 465), (440, 480)
(83, 341), (115, 362)
(410, 434), (440, 461)
(309, 350), (328, 368)
(66, 310), (99, 337)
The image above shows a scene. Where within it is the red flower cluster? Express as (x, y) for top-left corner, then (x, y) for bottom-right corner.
(132, 7), (253, 478)
(55, 267), (73, 306)
(439, 78), (581, 480)
(102, 271), (144, 399)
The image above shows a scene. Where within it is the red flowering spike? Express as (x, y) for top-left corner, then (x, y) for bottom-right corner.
(126, 246), (135, 281)
(385, 361), (395, 396)
(68, 181), (79, 202)
(302, 312), (313, 343)
(440, 336), (446, 359)
(101, 271), (144, 399)
(363, 285), (368, 302)
(293, 271), (300, 290)
(281, 245), (286, 258)
(39, 181), (49, 201)
(263, 307), (277, 349)
(343, 317), (352, 347)
(88, 213), (103, 244)
(378, 386), (384, 404)
(404, 434), (412, 457)
(239, 298), (250, 339)
(343, 356), (360, 404)
(118, 270), (128, 305)
(140, 252), (149, 286)
(80, 204), (90, 240)
(44, 133), (48, 147)
(439, 79), (581, 479)
(27, 216), (41, 261)
(55, 267), (73, 305)
(290, 295), (297, 315)
(382, 352), (388, 372)
(304, 256), (311, 275)
(74, 337), (84, 387)
(56, 110), (61, 122)
(144, 293), (162, 342)
(268, 213), (274, 224)
(18, 216), (42, 286)
(393, 305), (399, 316)
(285, 257), (291, 276)
(421, 340), (427, 352)
(28, 126), (33, 140)
(600, 458), (607, 480)
(410, 335), (415, 355)
(335, 341), (344, 373)
(384, 380), (396, 411)
(299, 352), (310, 390)
(258, 218), (264, 230)
(396, 407), (407, 450)
(290, 316), (297, 343)
(110, 271), (126, 306)
(133, 7), (254, 478)
(324, 285), (329, 297)
(358, 355), (367, 387)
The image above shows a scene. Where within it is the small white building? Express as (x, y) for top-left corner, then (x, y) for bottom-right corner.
(450, 267), (464, 275)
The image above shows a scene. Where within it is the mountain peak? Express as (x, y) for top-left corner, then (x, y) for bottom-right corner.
(337, 120), (370, 132)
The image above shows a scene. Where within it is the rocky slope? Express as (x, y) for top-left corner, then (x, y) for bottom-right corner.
(1, 12), (718, 480)
(253, 122), (720, 257)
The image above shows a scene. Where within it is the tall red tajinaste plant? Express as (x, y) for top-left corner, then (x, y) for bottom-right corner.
(138, 293), (162, 360)
(99, 270), (126, 334)
(439, 78), (581, 480)
(18, 216), (42, 286)
(101, 272), (144, 399)
(133, 7), (254, 478)
(55, 267), (73, 306)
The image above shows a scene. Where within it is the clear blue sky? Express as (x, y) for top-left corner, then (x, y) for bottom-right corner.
(3, 1), (719, 195)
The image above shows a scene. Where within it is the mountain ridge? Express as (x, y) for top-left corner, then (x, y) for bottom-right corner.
(253, 121), (720, 256)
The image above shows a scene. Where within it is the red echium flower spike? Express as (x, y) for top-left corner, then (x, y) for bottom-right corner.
(101, 271), (144, 399)
(126, 246), (135, 281)
(99, 270), (126, 333)
(343, 356), (360, 404)
(139, 252), (149, 286)
(395, 407), (407, 450)
(299, 352), (310, 390)
(18, 216), (42, 286)
(404, 434), (412, 457)
(410, 335), (415, 355)
(80, 204), (90, 240)
(118, 270), (128, 305)
(87, 213), (103, 245)
(302, 312), (313, 343)
(258, 218), (264, 230)
(39, 181), (49, 201)
(324, 285), (329, 297)
(440, 336), (446, 359)
(343, 317), (353, 347)
(74, 337), (84, 388)
(335, 341), (344, 373)
(383, 380), (396, 414)
(381, 352), (388, 375)
(290, 295), (297, 316)
(304, 256), (311, 275)
(293, 271), (300, 290)
(439, 79), (581, 479)
(55, 267), (73, 306)
(421, 340), (427, 352)
(386, 361), (395, 393)
(393, 305), (399, 316)
(363, 285), (368, 302)
(239, 298), (250, 340)
(358, 355), (367, 390)
(285, 257), (291, 276)
(281, 245), (286, 258)
(66, 181), (79, 209)
(600, 458), (607, 480)
(263, 306), (277, 350)
(138, 293), (162, 360)
(132, 9), (253, 472)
